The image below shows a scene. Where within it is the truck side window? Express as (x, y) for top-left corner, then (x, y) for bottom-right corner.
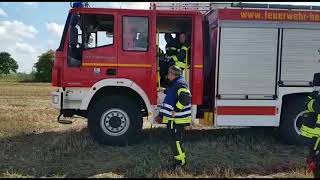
(68, 14), (82, 67)
(122, 16), (148, 51)
(82, 14), (114, 49)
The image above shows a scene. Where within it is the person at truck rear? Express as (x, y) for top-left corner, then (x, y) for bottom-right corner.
(155, 65), (192, 168)
(299, 73), (320, 177)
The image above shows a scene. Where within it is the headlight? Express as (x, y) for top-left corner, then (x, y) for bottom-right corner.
(52, 95), (59, 104)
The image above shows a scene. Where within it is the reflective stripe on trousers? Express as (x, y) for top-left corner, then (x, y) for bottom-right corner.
(167, 120), (186, 165)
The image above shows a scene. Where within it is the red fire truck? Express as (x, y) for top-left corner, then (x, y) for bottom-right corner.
(51, 2), (320, 146)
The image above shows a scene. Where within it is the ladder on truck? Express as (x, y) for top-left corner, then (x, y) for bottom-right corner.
(149, 2), (232, 14)
(150, 2), (320, 14)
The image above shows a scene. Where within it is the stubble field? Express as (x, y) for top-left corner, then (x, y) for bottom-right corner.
(0, 81), (313, 178)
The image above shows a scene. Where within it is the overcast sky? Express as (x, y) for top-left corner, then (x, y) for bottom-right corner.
(0, 2), (319, 73)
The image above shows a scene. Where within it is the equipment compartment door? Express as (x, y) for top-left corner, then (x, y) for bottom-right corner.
(281, 29), (320, 86)
(218, 27), (279, 100)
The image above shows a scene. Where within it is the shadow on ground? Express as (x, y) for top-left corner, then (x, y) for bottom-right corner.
(0, 126), (308, 178)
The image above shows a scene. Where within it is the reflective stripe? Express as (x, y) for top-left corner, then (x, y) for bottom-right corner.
(177, 88), (190, 96)
(160, 109), (171, 116)
(163, 117), (191, 124)
(174, 153), (186, 161)
(171, 120), (174, 129)
(181, 46), (190, 51)
(314, 137), (320, 150)
(163, 103), (173, 110)
(174, 117), (192, 124)
(166, 47), (177, 51)
(175, 110), (192, 117)
(175, 61), (189, 69)
(162, 111), (191, 119)
(184, 104), (191, 108)
(181, 45), (190, 68)
(163, 116), (169, 123)
(174, 140), (186, 163)
(300, 125), (320, 138)
(161, 106), (174, 112)
(308, 99), (315, 112)
(176, 141), (183, 155)
(161, 106), (191, 118)
(171, 55), (178, 62)
(300, 129), (317, 138)
(176, 101), (184, 110)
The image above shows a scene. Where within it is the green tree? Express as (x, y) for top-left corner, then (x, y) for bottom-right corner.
(34, 50), (54, 82)
(0, 52), (18, 76)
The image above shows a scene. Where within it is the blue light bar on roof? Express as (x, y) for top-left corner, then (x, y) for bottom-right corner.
(72, 2), (84, 8)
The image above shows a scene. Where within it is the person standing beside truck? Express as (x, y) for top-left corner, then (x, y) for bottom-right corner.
(299, 73), (320, 178)
(155, 65), (192, 167)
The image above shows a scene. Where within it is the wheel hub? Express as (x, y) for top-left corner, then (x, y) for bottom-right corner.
(109, 117), (121, 128)
(100, 108), (130, 136)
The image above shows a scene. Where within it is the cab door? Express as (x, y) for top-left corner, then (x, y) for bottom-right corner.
(117, 9), (157, 105)
(62, 11), (118, 87)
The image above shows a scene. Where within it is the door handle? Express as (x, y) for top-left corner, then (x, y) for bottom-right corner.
(107, 69), (117, 76)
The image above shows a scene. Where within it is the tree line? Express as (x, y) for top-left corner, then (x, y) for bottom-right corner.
(0, 50), (54, 82)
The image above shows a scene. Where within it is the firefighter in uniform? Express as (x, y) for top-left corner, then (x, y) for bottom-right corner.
(165, 33), (179, 58)
(155, 65), (192, 167)
(157, 45), (165, 87)
(160, 33), (179, 88)
(172, 32), (191, 81)
(299, 72), (320, 177)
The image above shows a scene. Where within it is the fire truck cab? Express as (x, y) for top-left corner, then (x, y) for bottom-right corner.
(52, 2), (320, 146)
(51, 2), (203, 146)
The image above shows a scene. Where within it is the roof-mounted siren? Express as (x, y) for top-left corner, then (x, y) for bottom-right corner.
(70, 2), (90, 8)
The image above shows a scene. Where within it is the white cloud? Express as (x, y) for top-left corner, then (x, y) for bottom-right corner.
(0, 8), (8, 17)
(0, 20), (39, 73)
(120, 2), (150, 9)
(92, 2), (150, 9)
(0, 20), (38, 41)
(46, 22), (63, 37)
(22, 2), (38, 7)
(0, 42), (40, 73)
(14, 42), (36, 54)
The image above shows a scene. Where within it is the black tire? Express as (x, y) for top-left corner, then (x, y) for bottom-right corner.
(88, 95), (143, 146)
(279, 95), (308, 146)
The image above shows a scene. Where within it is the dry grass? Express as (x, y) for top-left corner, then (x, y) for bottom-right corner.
(0, 81), (314, 178)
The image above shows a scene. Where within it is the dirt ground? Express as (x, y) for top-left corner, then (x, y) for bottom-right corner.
(0, 82), (314, 178)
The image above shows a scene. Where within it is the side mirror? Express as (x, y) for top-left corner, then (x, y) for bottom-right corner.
(88, 36), (93, 44)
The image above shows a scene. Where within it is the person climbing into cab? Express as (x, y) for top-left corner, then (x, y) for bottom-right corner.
(160, 33), (179, 88)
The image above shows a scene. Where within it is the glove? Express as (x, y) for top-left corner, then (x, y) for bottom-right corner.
(155, 116), (163, 124)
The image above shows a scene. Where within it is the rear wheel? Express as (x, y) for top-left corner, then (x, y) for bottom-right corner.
(279, 95), (308, 146)
(88, 95), (143, 146)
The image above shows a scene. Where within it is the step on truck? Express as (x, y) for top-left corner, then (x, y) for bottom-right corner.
(51, 2), (320, 146)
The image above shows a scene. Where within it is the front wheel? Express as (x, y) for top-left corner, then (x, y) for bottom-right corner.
(88, 95), (143, 146)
